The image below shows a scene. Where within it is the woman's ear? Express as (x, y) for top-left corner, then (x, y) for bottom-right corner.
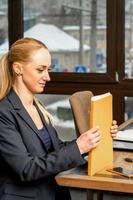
(12, 62), (23, 76)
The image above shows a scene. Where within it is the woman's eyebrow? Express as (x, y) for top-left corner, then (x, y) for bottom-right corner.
(37, 65), (47, 68)
(36, 64), (52, 70)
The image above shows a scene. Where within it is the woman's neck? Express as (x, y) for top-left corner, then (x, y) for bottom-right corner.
(13, 85), (34, 108)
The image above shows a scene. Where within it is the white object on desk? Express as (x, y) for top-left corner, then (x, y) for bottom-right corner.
(113, 140), (133, 150)
(114, 129), (133, 142)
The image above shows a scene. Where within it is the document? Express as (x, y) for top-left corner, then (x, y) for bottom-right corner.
(88, 92), (113, 176)
(114, 129), (133, 142)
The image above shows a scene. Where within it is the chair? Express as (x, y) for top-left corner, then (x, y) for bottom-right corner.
(69, 91), (103, 200)
(69, 90), (93, 137)
(118, 117), (133, 131)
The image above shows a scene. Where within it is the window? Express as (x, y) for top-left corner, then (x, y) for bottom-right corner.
(125, 96), (133, 120)
(5, 0), (133, 125)
(23, 0), (107, 74)
(125, 0), (133, 79)
(0, 0), (8, 57)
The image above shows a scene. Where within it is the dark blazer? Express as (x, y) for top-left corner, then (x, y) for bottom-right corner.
(0, 90), (85, 200)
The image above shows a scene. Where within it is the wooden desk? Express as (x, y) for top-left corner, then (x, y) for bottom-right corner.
(55, 151), (133, 200)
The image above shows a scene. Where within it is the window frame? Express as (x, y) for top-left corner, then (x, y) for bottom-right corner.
(7, 0), (133, 124)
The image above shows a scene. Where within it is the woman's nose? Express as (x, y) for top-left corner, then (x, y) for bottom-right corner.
(43, 70), (50, 81)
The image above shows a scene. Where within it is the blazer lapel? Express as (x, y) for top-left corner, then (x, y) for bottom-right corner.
(7, 90), (49, 151)
(7, 90), (39, 134)
(17, 110), (49, 152)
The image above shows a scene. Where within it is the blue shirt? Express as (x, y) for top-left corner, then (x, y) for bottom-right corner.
(38, 126), (53, 151)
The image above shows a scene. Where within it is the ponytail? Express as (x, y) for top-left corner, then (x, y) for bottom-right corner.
(0, 53), (13, 100)
(34, 97), (54, 125)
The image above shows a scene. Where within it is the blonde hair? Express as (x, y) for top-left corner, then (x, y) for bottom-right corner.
(0, 37), (53, 124)
(34, 98), (54, 125)
(0, 52), (13, 99)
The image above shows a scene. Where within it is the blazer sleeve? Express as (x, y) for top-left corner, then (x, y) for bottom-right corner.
(0, 110), (86, 182)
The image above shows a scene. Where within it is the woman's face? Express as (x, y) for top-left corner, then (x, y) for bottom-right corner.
(20, 48), (51, 94)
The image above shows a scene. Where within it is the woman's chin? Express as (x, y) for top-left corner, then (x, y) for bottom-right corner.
(35, 88), (44, 94)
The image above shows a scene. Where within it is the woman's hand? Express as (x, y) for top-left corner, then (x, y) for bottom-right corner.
(110, 120), (118, 138)
(76, 127), (101, 155)
(76, 120), (118, 155)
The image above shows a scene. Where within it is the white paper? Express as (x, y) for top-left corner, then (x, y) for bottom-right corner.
(114, 129), (133, 141)
(91, 92), (111, 101)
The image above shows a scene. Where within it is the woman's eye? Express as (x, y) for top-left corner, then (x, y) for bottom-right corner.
(37, 69), (44, 73)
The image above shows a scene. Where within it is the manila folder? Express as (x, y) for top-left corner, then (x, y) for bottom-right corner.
(88, 92), (113, 176)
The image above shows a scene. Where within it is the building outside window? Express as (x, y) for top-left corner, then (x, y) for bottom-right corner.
(0, 0), (8, 57)
(23, 0), (107, 73)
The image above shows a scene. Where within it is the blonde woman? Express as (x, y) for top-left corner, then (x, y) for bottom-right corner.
(0, 37), (118, 200)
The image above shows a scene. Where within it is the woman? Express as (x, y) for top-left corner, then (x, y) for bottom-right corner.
(0, 37), (118, 200)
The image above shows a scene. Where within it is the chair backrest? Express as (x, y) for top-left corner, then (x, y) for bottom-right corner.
(69, 91), (93, 137)
(118, 117), (133, 131)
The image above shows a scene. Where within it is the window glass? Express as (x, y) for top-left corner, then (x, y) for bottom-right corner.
(23, 0), (107, 73)
(125, 0), (133, 78)
(0, 0), (8, 57)
(36, 94), (76, 141)
(125, 96), (133, 120)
